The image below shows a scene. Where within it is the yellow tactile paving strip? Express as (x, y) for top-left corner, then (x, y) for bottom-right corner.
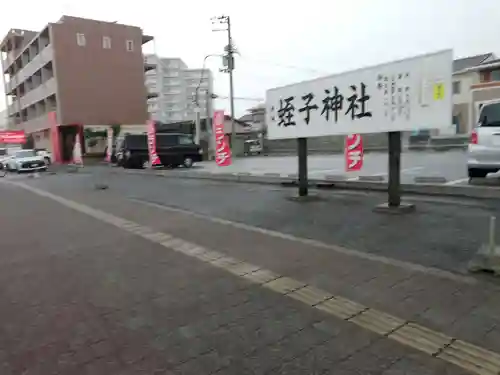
(13, 181), (500, 375)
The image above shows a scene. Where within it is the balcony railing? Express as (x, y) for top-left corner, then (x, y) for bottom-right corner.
(12, 113), (52, 133)
(471, 81), (500, 90)
(143, 55), (157, 72)
(22, 77), (56, 108)
(5, 44), (54, 92)
(1, 50), (21, 73)
(8, 77), (56, 114)
(146, 85), (159, 99)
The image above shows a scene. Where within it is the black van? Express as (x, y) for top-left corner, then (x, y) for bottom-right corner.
(116, 133), (203, 169)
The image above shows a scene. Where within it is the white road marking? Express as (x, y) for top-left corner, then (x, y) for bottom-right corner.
(445, 178), (469, 186)
(401, 166), (425, 175)
(308, 169), (342, 175)
(128, 198), (477, 285)
(346, 167), (424, 182)
(374, 167), (425, 176)
(8, 181), (500, 374)
(4, 178), (477, 285)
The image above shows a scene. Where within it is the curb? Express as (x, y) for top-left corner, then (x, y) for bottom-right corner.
(116, 169), (500, 200)
(264, 144), (467, 156)
(359, 175), (385, 182)
(414, 176), (448, 184)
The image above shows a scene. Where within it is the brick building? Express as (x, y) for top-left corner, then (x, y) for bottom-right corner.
(0, 16), (152, 162)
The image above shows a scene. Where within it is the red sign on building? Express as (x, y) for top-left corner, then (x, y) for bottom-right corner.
(0, 130), (26, 144)
(213, 110), (232, 167)
(345, 134), (364, 172)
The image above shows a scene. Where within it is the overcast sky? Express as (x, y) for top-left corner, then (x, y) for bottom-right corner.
(1, 0), (499, 117)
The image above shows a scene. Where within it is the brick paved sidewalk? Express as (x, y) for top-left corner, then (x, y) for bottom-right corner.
(0, 181), (489, 374)
(35, 183), (500, 353)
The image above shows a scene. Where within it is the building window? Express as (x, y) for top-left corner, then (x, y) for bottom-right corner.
(452, 81), (461, 95)
(76, 33), (86, 46)
(178, 135), (194, 145)
(492, 70), (500, 82)
(481, 71), (491, 83)
(126, 40), (134, 51)
(102, 36), (111, 49)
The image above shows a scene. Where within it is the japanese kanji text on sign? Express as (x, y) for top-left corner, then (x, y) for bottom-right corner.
(265, 50), (452, 140)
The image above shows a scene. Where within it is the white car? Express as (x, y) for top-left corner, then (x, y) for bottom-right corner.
(0, 148), (8, 165)
(5, 149), (48, 173)
(0, 147), (21, 169)
(467, 101), (500, 178)
(35, 148), (53, 165)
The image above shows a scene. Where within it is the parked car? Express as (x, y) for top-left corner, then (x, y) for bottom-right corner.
(35, 148), (53, 165)
(243, 139), (263, 156)
(5, 149), (47, 173)
(0, 148), (7, 163)
(0, 146), (23, 168)
(117, 133), (203, 169)
(0, 148), (7, 171)
(468, 101), (500, 178)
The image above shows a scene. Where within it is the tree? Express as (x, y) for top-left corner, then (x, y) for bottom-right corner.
(23, 134), (35, 149)
(111, 124), (121, 138)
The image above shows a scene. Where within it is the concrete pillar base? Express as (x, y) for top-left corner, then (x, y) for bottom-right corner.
(468, 244), (500, 276)
(286, 194), (324, 203)
(373, 202), (416, 214)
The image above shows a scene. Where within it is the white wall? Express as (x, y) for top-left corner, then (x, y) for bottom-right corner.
(453, 71), (479, 104)
(0, 109), (7, 130)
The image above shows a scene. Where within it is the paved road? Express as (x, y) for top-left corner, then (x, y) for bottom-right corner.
(22, 170), (500, 277)
(2, 174), (500, 374)
(194, 150), (471, 185)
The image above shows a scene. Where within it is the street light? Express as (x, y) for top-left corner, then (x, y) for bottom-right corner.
(193, 54), (224, 145)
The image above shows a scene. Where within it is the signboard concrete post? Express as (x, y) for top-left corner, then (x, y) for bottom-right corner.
(266, 50), (453, 208)
(297, 138), (308, 196)
(388, 131), (402, 208)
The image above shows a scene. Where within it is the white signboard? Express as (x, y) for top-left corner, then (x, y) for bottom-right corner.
(266, 50), (453, 140)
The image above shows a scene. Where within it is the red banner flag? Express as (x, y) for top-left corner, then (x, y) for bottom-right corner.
(213, 110), (232, 167)
(345, 134), (363, 172)
(147, 120), (161, 167)
(105, 127), (113, 162)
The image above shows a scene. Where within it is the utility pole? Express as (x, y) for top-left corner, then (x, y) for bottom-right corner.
(194, 54), (221, 148)
(206, 91), (214, 130)
(212, 15), (236, 156)
(226, 17), (236, 152)
(193, 91), (201, 145)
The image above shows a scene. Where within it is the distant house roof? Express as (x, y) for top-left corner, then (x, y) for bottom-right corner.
(223, 115), (251, 127)
(238, 113), (253, 123)
(465, 58), (500, 73)
(248, 103), (265, 112)
(453, 53), (495, 73)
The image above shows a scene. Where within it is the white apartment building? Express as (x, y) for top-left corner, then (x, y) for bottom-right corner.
(144, 54), (213, 123)
(0, 108), (7, 130)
